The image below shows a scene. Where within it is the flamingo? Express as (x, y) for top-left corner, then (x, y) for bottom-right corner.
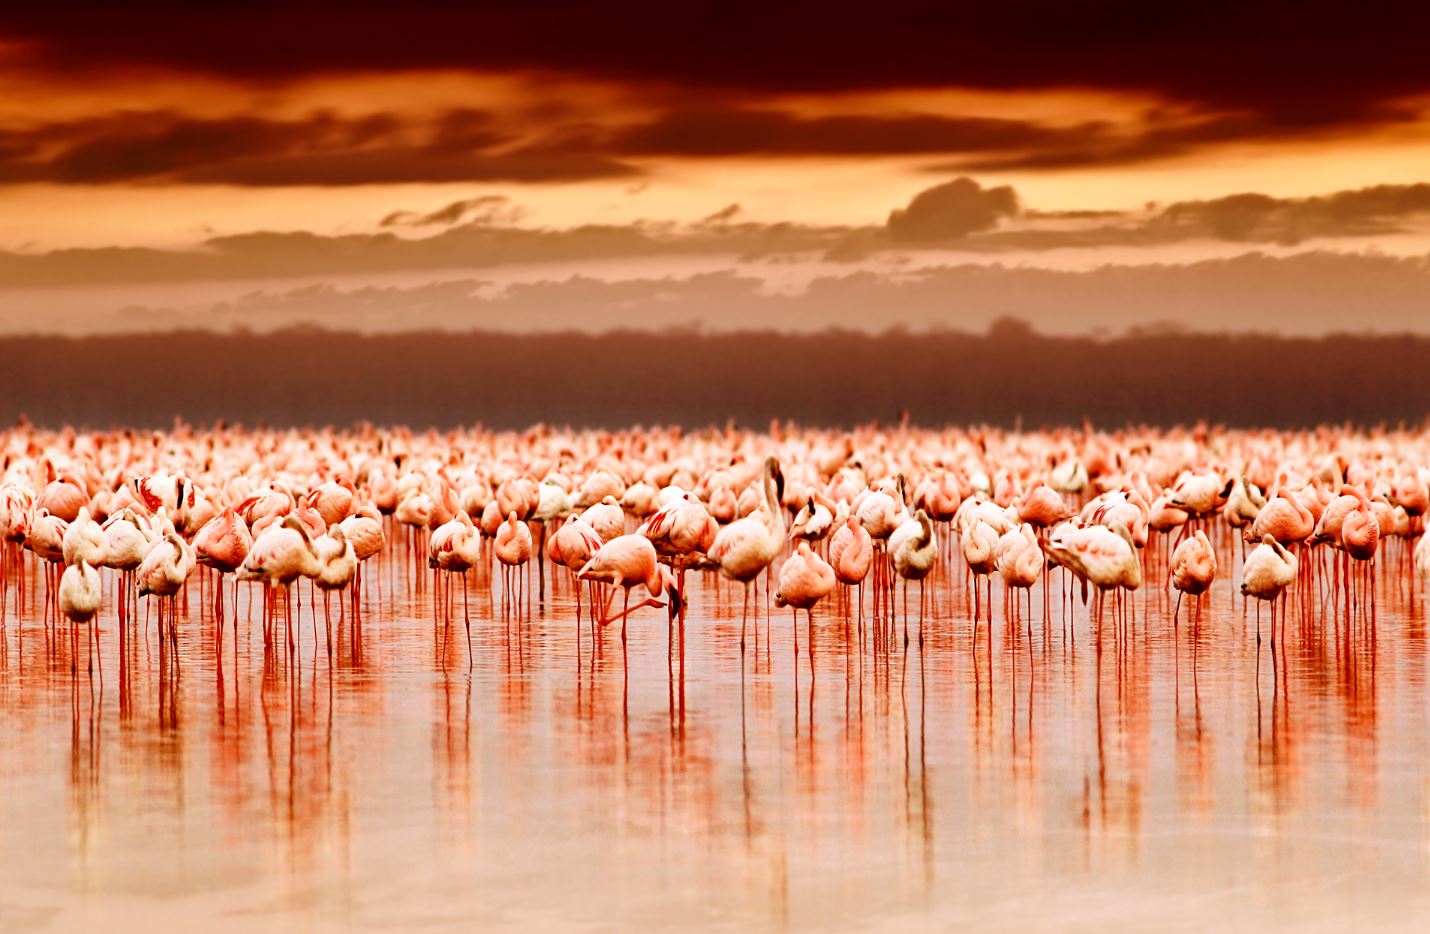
(775, 541), (836, 663)
(1167, 471), (1232, 526)
(918, 470), (963, 524)
(828, 515), (874, 624)
(548, 515), (605, 630)
(193, 506), (252, 635)
(62, 507), (108, 567)
(429, 511), (482, 661)
(857, 474), (905, 617)
(59, 558), (103, 676)
(577, 534), (678, 662)
(101, 509), (149, 628)
(308, 476), (358, 526)
(137, 532), (191, 658)
(37, 473), (88, 522)
(339, 502), (386, 621)
(890, 508), (937, 643)
(1169, 530), (1217, 627)
(1414, 531), (1430, 588)
(27, 507), (68, 626)
(1045, 521), (1142, 629)
(493, 512), (533, 618)
(1241, 534), (1297, 648)
(961, 517), (999, 623)
(1222, 476), (1265, 532)
(790, 494), (835, 547)
(1017, 484), (1071, 532)
(238, 516), (321, 652)
(1339, 494), (1381, 621)
(579, 496), (626, 543)
(640, 491), (718, 626)
(995, 523), (1042, 628)
(709, 456), (784, 650)
(315, 525), (357, 658)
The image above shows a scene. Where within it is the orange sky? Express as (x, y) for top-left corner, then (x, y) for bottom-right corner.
(2, 4), (1430, 333)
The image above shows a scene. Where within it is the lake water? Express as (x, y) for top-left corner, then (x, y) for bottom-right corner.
(1, 532), (1427, 931)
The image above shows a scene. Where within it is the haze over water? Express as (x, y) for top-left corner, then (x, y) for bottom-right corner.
(0, 531), (1425, 932)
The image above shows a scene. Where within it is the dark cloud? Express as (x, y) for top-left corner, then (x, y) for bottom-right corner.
(698, 203), (742, 226)
(4, 178), (1430, 289)
(608, 107), (1090, 156)
(3, 3), (1429, 133)
(0, 105), (1231, 187)
(1153, 184), (1430, 244)
(965, 182), (1430, 250)
(25, 251), (1430, 340)
(380, 195), (526, 228)
(889, 181), (1430, 252)
(0, 106), (1123, 187)
(0, 109), (637, 185)
(885, 177), (1018, 241)
(0, 218), (853, 287)
(950, 112), (1377, 173)
(0, 101), (1416, 191)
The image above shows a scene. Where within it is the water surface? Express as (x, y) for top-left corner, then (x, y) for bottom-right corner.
(0, 537), (1426, 931)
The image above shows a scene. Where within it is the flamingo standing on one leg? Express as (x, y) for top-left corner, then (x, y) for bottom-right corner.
(1241, 535), (1297, 649)
(59, 558), (103, 677)
(775, 541), (836, 667)
(548, 514), (605, 636)
(961, 517), (999, 628)
(1170, 529), (1217, 629)
(429, 511), (481, 664)
(890, 508), (938, 645)
(27, 507), (69, 628)
(494, 512), (533, 620)
(996, 522), (1042, 637)
(237, 516), (321, 655)
(828, 515), (873, 627)
(137, 532), (193, 663)
(101, 509), (149, 630)
(640, 491), (718, 630)
(194, 506), (252, 642)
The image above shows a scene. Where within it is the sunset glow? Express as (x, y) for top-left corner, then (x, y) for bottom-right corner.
(2, 4), (1430, 335)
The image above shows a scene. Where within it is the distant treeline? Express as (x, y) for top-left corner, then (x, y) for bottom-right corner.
(3, 323), (1427, 430)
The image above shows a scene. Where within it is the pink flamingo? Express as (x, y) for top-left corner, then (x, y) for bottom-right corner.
(577, 533), (678, 663)
(493, 512), (533, 619)
(775, 540), (836, 664)
(59, 558), (103, 677)
(429, 511), (482, 661)
(548, 514), (605, 632)
(1169, 529), (1217, 628)
(828, 516), (874, 623)
(137, 532), (192, 660)
(709, 457), (784, 650)
(640, 491), (718, 622)
(194, 506), (252, 635)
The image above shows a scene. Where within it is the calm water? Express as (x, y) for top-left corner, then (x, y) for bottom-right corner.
(1, 535), (1427, 932)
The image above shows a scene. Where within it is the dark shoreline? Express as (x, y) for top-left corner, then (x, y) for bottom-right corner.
(5, 324), (1427, 430)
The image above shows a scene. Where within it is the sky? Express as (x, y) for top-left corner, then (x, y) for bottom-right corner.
(3, 2), (1430, 335)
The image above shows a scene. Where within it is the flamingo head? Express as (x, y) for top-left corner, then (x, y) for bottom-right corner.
(656, 565), (682, 615)
(764, 456), (784, 502)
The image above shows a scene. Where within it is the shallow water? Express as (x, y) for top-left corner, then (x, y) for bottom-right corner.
(1, 533), (1427, 932)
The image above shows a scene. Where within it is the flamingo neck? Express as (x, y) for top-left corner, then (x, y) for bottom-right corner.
(763, 470), (784, 538)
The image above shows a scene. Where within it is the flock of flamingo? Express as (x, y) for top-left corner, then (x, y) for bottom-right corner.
(0, 421), (1420, 685)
